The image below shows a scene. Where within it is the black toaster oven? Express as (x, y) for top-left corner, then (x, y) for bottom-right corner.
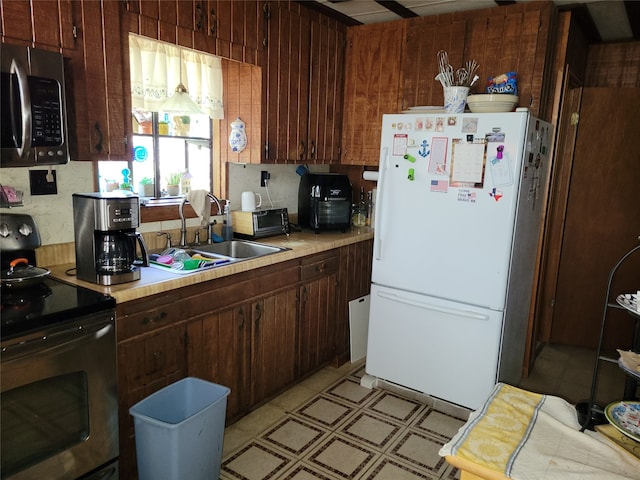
(298, 173), (352, 233)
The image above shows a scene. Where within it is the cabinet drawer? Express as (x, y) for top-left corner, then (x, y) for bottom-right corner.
(300, 252), (339, 281)
(117, 292), (184, 340)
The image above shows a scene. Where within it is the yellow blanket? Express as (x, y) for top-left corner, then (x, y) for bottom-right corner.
(440, 383), (640, 479)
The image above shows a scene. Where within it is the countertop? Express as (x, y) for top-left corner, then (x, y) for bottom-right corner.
(49, 228), (374, 304)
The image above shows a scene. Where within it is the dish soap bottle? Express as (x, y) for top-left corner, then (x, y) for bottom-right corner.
(222, 201), (233, 241)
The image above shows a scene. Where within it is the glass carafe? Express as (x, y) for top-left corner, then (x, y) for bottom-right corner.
(95, 232), (134, 274)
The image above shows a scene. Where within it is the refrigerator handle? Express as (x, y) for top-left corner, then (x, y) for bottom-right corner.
(377, 290), (490, 321)
(374, 147), (389, 261)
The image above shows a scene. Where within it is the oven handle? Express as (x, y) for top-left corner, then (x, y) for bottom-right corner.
(1, 320), (114, 362)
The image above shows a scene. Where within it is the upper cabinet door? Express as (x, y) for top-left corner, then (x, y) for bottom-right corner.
(308, 17), (345, 164)
(1, 0), (74, 50)
(263, 2), (310, 163)
(341, 22), (404, 166)
(69, 0), (127, 161)
(263, 2), (345, 164)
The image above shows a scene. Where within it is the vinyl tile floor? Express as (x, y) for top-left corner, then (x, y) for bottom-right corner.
(220, 344), (632, 480)
(221, 361), (469, 480)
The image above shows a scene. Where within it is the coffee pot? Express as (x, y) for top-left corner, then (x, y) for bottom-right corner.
(73, 192), (148, 285)
(95, 231), (147, 275)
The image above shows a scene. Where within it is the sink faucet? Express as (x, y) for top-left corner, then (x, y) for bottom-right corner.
(156, 231), (172, 249)
(179, 193), (224, 247)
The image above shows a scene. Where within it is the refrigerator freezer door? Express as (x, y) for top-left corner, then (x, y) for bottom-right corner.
(372, 112), (530, 310)
(366, 284), (503, 410)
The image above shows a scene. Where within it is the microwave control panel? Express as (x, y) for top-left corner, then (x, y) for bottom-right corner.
(29, 76), (63, 147)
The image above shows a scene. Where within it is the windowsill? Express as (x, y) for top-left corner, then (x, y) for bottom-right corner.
(140, 196), (184, 206)
(139, 197), (218, 224)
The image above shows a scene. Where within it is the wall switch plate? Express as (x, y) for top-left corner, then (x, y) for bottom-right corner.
(29, 170), (58, 195)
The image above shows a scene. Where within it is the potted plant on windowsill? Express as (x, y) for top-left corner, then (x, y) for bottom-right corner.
(138, 177), (155, 197)
(173, 115), (191, 137)
(165, 172), (182, 196)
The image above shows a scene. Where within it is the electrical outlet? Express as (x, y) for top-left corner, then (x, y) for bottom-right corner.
(260, 170), (270, 187)
(29, 170), (58, 195)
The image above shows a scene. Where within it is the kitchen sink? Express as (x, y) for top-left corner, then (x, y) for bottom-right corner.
(148, 240), (289, 275)
(190, 240), (288, 260)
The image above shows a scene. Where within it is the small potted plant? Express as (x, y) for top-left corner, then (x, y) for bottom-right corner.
(173, 115), (191, 136)
(158, 120), (170, 135)
(165, 172), (182, 196)
(138, 177), (155, 197)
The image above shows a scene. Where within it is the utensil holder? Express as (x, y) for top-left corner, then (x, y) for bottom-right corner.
(443, 86), (469, 113)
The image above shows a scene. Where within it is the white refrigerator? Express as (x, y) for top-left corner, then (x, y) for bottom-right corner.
(365, 110), (553, 410)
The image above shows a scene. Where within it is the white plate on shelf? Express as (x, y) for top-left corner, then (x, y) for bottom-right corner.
(605, 401), (640, 442)
(616, 293), (638, 314)
(402, 106), (445, 113)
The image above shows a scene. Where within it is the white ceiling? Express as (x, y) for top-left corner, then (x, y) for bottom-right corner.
(314, 0), (635, 42)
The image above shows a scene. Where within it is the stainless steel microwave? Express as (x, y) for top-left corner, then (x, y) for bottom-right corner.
(1, 43), (69, 167)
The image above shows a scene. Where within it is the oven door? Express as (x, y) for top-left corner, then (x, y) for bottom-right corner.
(1, 311), (118, 480)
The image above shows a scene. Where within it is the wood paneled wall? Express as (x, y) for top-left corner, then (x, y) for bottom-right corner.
(586, 41), (640, 87)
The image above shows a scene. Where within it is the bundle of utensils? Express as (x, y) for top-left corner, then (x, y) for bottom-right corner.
(435, 50), (479, 88)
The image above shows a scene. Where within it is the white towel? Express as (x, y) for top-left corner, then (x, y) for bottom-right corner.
(187, 190), (210, 227)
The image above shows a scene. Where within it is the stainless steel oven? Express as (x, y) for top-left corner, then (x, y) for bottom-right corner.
(0, 213), (118, 480)
(1, 308), (118, 480)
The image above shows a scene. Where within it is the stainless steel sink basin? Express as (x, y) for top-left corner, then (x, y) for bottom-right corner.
(190, 240), (288, 260)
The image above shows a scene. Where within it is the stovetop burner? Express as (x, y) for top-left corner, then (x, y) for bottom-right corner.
(1, 277), (115, 341)
(2, 282), (52, 306)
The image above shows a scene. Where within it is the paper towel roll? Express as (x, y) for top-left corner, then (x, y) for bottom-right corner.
(363, 171), (379, 182)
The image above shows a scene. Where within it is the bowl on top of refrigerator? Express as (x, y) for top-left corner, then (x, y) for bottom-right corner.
(466, 94), (519, 113)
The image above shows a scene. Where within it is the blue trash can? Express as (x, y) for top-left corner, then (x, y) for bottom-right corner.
(129, 377), (230, 480)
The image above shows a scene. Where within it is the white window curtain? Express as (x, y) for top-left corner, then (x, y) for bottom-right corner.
(129, 33), (224, 119)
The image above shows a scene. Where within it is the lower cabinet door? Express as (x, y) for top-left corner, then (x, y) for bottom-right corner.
(187, 305), (252, 423)
(251, 288), (298, 403)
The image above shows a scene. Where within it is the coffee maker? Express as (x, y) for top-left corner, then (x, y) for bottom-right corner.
(73, 192), (149, 285)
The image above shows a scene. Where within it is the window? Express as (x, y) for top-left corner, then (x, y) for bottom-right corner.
(97, 34), (224, 201)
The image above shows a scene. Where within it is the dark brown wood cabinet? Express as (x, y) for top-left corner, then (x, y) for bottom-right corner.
(263, 1), (345, 163)
(307, 15), (345, 164)
(250, 288), (298, 402)
(0, 0), (75, 50)
(188, 304), (252, 422)
(297, 252), (339, 376)
(70, 0), (129, 161)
